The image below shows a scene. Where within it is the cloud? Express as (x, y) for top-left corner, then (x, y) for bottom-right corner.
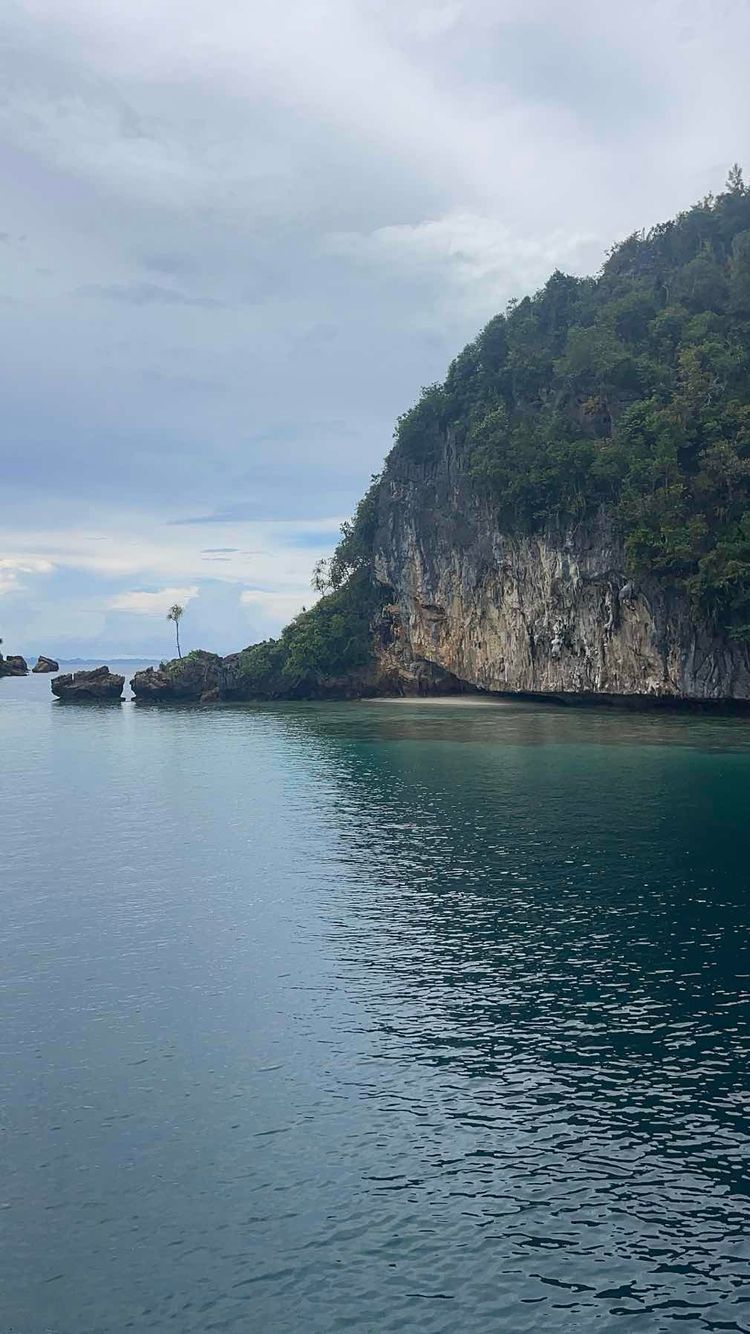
(171, 510), (266, 527)
(171, 505), (344, 530)
(108, 584), (200, 615)
(240, 588), (317, 622)
(326, 210), (599, 319)
(78, 282), (226, 308)
(0, 556), (55, 595)
(0, 512), (338, 584)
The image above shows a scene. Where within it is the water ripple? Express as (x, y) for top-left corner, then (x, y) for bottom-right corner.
(1, 678), (749, 1331)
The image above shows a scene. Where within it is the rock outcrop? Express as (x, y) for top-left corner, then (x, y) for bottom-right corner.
(129, 635), (467, 704)
(131, 651), (223, 702)
(371, 604), (477, 696)
(218, 652), (380, 700)
(372, 434), (750, 702)
(32, 655), (59, 674)
(51, 666), (124, 702)
(0, 654), (28, 677)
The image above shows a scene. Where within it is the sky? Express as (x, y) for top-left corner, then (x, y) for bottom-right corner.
(1, 0), (749, 659)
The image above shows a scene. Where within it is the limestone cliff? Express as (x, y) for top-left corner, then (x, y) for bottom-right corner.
(136, 185), (750, 707)
(372, 434), (750, 702)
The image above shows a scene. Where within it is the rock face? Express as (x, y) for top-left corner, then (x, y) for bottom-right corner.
(371, 604), (477, 696)
(51, 666), (124, 702)
(0, 654), (28, 677)
(372, 434), (750, 702)
(131, 651), (223, 702)
(32, 655), (59, 674)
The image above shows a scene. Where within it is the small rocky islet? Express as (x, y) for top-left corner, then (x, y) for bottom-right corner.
(32, 655), (59, 673)
(0, 653), (29, 677)
(1, 653), (58, 677)
(51, 666), (125, 702)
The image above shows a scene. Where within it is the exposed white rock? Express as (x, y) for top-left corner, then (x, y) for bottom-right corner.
(373, 436), (750, 701)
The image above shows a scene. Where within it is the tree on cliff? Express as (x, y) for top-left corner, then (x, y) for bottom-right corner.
(167, 605), (184, 658)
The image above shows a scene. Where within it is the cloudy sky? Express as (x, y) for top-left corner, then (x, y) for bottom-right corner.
(1, 0), (749, 658)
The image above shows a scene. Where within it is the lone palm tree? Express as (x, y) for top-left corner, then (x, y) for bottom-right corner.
(167, 604), (184, 658)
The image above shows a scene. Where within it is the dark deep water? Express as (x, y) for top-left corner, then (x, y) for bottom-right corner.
(1, 670), (749, 1332)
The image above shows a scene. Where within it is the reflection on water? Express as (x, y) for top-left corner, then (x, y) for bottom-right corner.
(1, 680), (749, 1332)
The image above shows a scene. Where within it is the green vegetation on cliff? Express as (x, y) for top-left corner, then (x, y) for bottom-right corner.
(227, 482), (386, 696)
(233, 571), (384, 695)
(393, 169), (750, 638)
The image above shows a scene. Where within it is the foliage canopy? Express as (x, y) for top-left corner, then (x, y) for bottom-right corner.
(391, 170), (750, 637)
(235, 571), (384, 694)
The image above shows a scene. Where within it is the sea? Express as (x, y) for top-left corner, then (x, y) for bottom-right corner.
(1, 664), (749, 1332)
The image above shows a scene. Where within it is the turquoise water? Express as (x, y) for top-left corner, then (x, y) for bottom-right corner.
(2, 669), (749, 1332)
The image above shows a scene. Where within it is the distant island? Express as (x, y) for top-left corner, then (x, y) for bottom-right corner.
(56, 173), (750, 706)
